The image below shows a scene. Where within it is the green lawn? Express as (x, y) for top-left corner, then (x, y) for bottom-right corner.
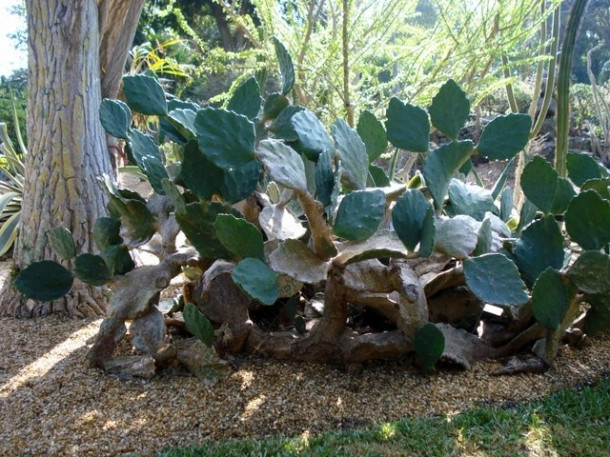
(158, 375), (610, 457)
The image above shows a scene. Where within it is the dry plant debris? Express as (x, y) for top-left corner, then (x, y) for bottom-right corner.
(0, 315), (609, 457)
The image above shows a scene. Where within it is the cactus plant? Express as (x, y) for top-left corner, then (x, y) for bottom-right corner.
(11, 49), (610, 379)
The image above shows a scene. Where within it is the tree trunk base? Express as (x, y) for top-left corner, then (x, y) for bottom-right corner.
(0, 281), (108, 318)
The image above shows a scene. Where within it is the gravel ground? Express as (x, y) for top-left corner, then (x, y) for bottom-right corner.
(1, 315), (609, 457)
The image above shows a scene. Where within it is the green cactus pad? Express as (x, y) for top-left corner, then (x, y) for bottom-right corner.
(474, 216), (493, 256)
(161, 179), (186, 214)
(106, 194), (156, 247)
(180, 140), (224, 200)
(357, 110), (387, 162)
(434, 215), (480, 259)
(214, 214), (264, 261)
(368, 165), (390, 187)
(419, 206), (436, 258)
(273, 37), (295, 96)
(101, 244), (135, 276)
(195, 107), (256, 170)
(48, 227), (76, 260)
(15, 261), (74, 301)
(568, 250), (610, 294)
(464, 253), (529, 306)
(93, 217), (123, 251)
(385, 97), (430, 153)
(268, 239), (330, 284)
(423, 140), (474, 209)
(476, 113), (531, 160)
(520, 156), (558, 214)
(263, 93), (292, 123)
(550, 177), (576, 214)
(231, 258), (279, 306)
(513, 215), (566, 287)
(184, 302), (215, 347)
(227, 76), (261, 120)
(580, 177), (610, 200)
(531, 267), (569, 331)
(414, 323), (445, 372)
(333, 189), (385, 241)
(221, 160), (260, 203)
(166, 108), (197, 138)
(74, 254), (112, 286)
(448, 179), (496, 221)
(291, 109), (334, 161)
(565, 190), (610, 250)
(257, 139), (308, 193)
(333, 119), (368, 190)
(315, 149), (336, 207)
(122, 74), (168, 116)
(516, 199), (537, 235)
(175, 202), (233, 259)
(392, 189), (432, 251)
(499, 187), (514, 222)
(99, 99), (131, 139)
(567, 151), (608, 186)
(584, 292), (610, 335)
(429, 79), (470, 140)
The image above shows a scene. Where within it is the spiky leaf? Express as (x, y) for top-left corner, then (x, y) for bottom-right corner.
(48, 227), (76, 260)
(166, 108), (197, 138)
(385, 98), (430, 152)
(101, 244), (135, 276)
(565, 190), (610, 250)
(513, 216), (566, 287)
(99, 99), (131, 139)
(184, 302), (215, 347)
(231, 258), (279, 306)
(414, 323), (445, 371)
(531, 267), (569, 330)
(227, 76), (261, 119)
(580, 177), (610, 200)
(392, 189), (432, 251)
(424, 140), (474, 208)
(273, 37), (295, 96)
(474, 216), (493, 256)
(464, 253), (529, 306)
(333, 189), (385, 241)
(15, 261), (74, 301)
(195, 107), (256, 169)
(333, 119), (368, 190)
(315, 149), (335, 206)
(123, 74), (168, 116)
(568, 251), (610, 294)
(106, 194), (156, 247)
(263, 93), (291, 122)
(369, 165), (390, 187)
(127, 129), (168, 194)
(214, 214), (264, 261)
(550, 177), (576, 214)
(520, 156), (558, 214)
(476, 114), (531, 160)
(257, 139), (307, 192)
(429, 79), (470, 140)
(357, 110), (387, 162)
(291, 110), (334, 161)
(584, 292), (610, 335)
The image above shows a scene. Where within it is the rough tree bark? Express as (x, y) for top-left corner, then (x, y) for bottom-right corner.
(0, 0), (145, 318)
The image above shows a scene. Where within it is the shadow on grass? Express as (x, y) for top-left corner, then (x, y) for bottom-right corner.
(158, 374), (610, 457)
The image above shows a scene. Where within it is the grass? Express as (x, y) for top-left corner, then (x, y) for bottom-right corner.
(158, 375), (610, 457)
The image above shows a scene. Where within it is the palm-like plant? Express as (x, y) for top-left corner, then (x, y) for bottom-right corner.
(0, 104), (25, 257)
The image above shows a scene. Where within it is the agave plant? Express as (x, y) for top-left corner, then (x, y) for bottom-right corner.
(0, 114), (25, 257)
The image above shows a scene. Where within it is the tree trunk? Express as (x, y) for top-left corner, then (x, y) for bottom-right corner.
(0, 0), (142, 318)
